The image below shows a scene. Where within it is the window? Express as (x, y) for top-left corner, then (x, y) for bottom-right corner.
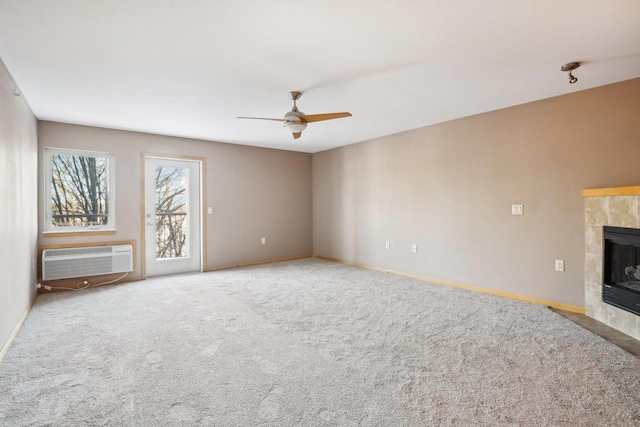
(44, 148), (116, 232)
(154, 166), (190, 258)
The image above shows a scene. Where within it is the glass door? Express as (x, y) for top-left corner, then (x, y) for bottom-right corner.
(144, 157), (201, 277)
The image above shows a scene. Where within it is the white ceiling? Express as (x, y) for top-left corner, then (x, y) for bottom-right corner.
(1, 1), (639, 153)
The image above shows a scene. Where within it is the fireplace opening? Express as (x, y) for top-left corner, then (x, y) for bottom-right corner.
(603, 226), (640, 316)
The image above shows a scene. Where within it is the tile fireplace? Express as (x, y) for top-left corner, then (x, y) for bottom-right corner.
(583, 186), (640, 340)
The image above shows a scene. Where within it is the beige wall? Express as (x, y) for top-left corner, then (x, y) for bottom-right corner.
(0, 59), (38, 353)
(313, 78), (640, 307)
(38, 122), (313, 278)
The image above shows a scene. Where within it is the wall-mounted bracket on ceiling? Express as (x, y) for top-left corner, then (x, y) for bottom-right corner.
(561, 62), (580, 84)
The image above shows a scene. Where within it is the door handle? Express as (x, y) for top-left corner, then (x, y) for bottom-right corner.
(146, 222), (155, 226)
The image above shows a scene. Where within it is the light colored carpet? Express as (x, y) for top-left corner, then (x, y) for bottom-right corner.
(1, 258), (640, 426)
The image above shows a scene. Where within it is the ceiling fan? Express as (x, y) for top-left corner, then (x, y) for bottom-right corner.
(238, 91), (352, 139)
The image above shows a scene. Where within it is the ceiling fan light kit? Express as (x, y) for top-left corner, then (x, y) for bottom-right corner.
(561, 62), (580, 84)
(284, 121), (307, 133)
(238, 91), (352, 140)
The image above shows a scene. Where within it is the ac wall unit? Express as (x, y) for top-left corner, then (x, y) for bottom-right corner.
(42, 244), (133, 281)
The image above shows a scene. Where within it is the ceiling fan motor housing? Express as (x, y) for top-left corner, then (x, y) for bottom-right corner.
(284, 111), (307, 132)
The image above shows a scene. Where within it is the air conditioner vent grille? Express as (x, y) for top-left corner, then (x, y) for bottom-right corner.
(42, 244), (133, 281)
(43, 246), (112, 257)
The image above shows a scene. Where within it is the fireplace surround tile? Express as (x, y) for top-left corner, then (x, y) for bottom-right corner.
(585, 197), (608, 225)
(583, 187), (640, 341)
(608, 196), (638, 228)
(585, 225), (602, 256)
(585, 253), (602, 285)
(608, 306), (639, 339)
(585, 282), (607, 322)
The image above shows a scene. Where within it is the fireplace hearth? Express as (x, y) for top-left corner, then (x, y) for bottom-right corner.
(603, 226), (640, 317)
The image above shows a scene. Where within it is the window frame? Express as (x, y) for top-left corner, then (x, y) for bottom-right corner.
(43, 147), (116, 233)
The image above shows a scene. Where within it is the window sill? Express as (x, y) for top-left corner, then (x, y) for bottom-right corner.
(43, 229), (117, 238)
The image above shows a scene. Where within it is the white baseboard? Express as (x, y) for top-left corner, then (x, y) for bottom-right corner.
(0, 292), (39, 364)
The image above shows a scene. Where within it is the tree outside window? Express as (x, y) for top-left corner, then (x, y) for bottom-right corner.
(154, 166), (189, 259)
(44, 148), (115, 232)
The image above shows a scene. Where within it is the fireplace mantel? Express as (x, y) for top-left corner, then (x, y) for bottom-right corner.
(582, 186), (640, 198)
(582, 187), (640, 340)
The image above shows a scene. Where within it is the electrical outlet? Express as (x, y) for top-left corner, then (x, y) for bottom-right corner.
(555, 260), (565, 272)
(207, 206), (213, 215)
(261, 237), (266, 245)
(385, 241), (390, 250)
(512, 204), (524, 215)
(412, 244), (417, 254)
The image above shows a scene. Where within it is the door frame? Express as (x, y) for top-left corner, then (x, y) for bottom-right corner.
(141, 153), (206, 278)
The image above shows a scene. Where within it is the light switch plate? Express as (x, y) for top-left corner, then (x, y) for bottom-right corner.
(512, 204), (523, 215)
(555, 260), (565, 272)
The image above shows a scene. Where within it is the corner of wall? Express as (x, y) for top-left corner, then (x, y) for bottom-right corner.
(0, 57), (39, 356)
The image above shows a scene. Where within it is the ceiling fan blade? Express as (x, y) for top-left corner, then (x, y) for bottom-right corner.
(292, 132), (302, 139)
(237, 116), (286, 122)
(299, 112), (352, 123)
